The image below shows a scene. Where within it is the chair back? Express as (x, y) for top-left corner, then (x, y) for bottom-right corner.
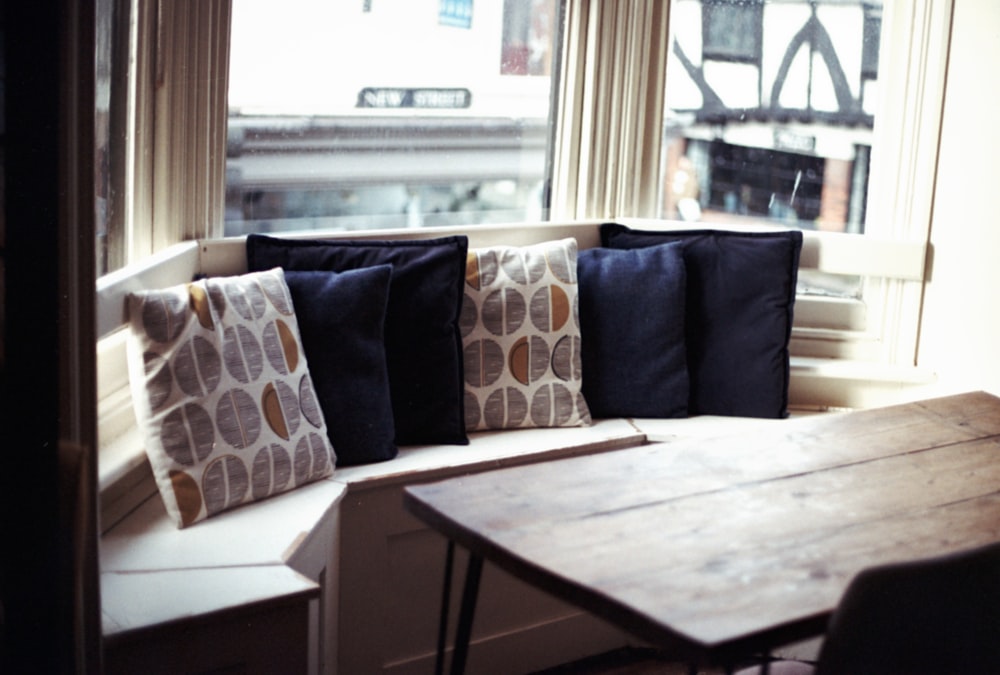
(816, 541), (1000, 675)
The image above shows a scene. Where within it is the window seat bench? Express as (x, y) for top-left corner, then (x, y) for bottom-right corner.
(100, 473), (344, 674)
(101, 413), (827, 675)
(97, 219), (931, 674)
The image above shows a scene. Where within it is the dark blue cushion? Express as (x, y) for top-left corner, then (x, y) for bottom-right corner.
(600, 223), (802, 418)
(247, 234), (469, 445)
(578, 243), (689, 418)
(284, 267), (397, 466)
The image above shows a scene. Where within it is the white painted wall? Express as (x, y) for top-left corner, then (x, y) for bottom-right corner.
(918, 0), (1000, 397)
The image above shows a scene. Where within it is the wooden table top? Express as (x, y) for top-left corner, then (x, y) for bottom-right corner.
(404, 392), (1000, 665)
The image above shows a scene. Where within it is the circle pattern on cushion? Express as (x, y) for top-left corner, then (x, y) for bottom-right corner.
(126, 268), (335, 528)
(460, 238), (591, 431)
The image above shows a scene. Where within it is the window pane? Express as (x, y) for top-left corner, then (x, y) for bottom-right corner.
(703, 0), (762, 62)
(95, 0), (130, 278)
(226, 0), (560, 236)
(95, 0), (113, 276)
(661, 0), (882, 296)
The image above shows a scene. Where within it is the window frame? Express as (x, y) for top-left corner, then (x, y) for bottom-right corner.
(109, 0), (230, 273)
(97, 0), (952, 508)
(554, 0), (949, 364)
(860, 0), (952, 365)
(111, 0), (949, 274)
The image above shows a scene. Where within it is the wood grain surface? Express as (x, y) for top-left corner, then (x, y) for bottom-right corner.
(405, 392), (1000, 665)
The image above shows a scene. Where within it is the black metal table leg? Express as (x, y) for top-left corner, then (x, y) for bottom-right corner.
(434, 541), (485, 675)
(435, 540), (456, 675)
(450, 551), (484, 675)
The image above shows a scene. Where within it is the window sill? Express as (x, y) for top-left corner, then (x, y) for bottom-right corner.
(99, 425), (157, 531)
(789, 356), (939, 410)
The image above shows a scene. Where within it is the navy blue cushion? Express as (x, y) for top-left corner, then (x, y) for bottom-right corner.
(284, 267), (397, 466)
(578, 243), (689, 418)
(247, 234), (469, 445)
(600, 223), (802, 418)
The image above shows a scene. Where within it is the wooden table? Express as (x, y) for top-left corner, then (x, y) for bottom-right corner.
(403, 392), (1000, 673)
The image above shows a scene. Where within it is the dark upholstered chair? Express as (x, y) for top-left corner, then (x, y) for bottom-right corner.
(738, 541), (1000, 675)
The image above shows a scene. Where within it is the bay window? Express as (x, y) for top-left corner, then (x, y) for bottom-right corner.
(97, 0), (951, 499)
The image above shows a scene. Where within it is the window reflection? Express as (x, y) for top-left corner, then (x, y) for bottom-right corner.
(225, 0), (560, 237)
(661, 0), (881, 239)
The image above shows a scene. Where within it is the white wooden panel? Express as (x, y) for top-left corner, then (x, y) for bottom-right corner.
(800, 231), (926, 280)
(101, 478), (344, 573)
(101, 566), (317, 638)
(197, 221), (609, 277)
(332, 419), (644, 492)
(620, 219), (927, 280)
(793, 295), (867, 331)
(336, 482), (631, 675)
(102, 477), (345, 675)
(789, 356), (939, 410)
(104, 585), (313, 675)
(96, 241), (200, 338)
(196, 219), (928, 280)
(629, 411), (827, 445)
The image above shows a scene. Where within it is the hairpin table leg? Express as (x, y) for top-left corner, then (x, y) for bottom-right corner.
(435, 540), (456, 675)
(450, 551), (484, 675)
(434, 540), (485, 675)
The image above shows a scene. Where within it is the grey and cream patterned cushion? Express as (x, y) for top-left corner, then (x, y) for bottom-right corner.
(126, 267), (335, 528)
(460, 238), (592, 431)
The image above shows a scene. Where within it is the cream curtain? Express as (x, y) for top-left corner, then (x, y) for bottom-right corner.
(550, 0), (671, 220)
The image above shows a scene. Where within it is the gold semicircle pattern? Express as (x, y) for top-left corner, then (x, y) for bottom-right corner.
(170, 469), (203, 528)
(188, 284), (216, 330)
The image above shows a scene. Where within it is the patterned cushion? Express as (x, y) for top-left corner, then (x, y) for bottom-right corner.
(246, 234), (469, 446)
(601, 223), (802, 418)
(460, 238), (592, 430)
(284, 267), (397, 466)
(578, 242), (689, 418)
(126, 268), (335, 528)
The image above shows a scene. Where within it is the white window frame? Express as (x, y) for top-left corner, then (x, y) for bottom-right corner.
(856, 0), (953, 366)
(96, 0), (951, 513)
(552, 0), (949, 369)
(106, 0), (230, 273)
